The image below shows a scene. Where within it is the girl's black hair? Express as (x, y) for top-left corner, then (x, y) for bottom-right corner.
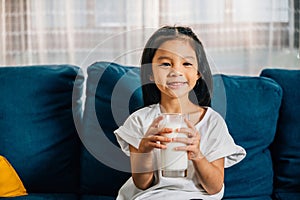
(141, 26), (212, 107)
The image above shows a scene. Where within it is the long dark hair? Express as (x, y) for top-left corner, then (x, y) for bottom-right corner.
(141, 26), (212, 107)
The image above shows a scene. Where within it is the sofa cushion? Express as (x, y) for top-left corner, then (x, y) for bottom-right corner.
(222, 197), (272, 200)
(80, 194), (116, 200)
(260, 69), (300, 198)
(273, 193), (300, 200)
(80, 62), (142, 196)
(0, 65), (83, 193)
(212, 75), (282, 199)
(2, 193), (78, 200)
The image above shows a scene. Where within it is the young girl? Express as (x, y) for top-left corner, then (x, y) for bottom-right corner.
(114, 26), (246, 200)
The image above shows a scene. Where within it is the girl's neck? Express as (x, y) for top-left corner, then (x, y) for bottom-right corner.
(160, 98), (206, 125)
(160, 97), (199, 114)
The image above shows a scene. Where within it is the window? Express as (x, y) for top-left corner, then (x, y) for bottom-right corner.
(233, 0), (288, 23)
(0, 0), (298, 75)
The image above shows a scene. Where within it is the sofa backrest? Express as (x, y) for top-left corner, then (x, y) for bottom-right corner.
(0, 65), (83, 193)
(212, 74), (282, 199)
(79, 62), (141, 196)
(261, 69), (300, 200)
(79, 62), (284, 199)
(2, 63), (298, 200)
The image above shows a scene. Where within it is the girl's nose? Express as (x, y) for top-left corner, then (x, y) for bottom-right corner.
(169, 67), (183, 77)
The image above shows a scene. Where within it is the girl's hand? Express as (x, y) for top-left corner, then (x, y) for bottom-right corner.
(138, 116), (172, 153)
(173, 118), (204, 160)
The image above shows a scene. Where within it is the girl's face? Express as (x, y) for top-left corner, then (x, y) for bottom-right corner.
(151, 39), (200, 100)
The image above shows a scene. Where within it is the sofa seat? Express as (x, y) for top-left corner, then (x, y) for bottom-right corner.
(4, 193), (79, 200)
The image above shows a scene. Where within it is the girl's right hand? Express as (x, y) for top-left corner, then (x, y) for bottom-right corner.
(138, 115), (172, 153)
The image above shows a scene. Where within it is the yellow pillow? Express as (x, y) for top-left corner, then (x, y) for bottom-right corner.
(0, 155), (27, 197)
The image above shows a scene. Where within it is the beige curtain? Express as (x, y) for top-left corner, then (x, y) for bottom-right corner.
(0, 0), (298, 75)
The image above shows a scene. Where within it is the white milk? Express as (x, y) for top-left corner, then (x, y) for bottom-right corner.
(160, 114), (188, 177)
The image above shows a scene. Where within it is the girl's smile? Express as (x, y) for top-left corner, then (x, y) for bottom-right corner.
(166, 80), (188, 90)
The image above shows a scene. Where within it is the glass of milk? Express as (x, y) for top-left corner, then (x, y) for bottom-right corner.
(159, 113), (188, 177)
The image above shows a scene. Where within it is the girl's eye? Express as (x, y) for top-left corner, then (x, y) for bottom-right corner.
(158, 63), (171, 68)
(183, 62), (193, 67)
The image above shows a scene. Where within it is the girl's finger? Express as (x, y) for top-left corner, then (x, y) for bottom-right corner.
(149, 135), (172, 143)
(175, 144), (198, 154)
(160, 127), (173, 134)
(175, 127), (194, 137)
(145, 116), (165, 137)
(149, 142), (167, 149)
(151, 115), (164, 128)
(173, 137), (195, 145)
(173, 145), (187, 151)
(184, 118), (194, 128)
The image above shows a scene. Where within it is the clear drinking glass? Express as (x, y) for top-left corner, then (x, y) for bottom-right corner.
(159, 113), (188, 177)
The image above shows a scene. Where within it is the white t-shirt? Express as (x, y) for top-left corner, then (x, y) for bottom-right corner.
(114, 104), (246, 200)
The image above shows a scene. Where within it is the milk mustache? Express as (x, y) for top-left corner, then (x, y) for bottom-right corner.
(160, 113), (188, 177)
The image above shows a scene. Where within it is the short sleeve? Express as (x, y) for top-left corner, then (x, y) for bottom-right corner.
(200, 109), (246, 168)
(114, 113), (146, 156)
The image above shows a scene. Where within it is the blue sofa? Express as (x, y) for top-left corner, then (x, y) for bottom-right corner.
(0, 62), (299, 200)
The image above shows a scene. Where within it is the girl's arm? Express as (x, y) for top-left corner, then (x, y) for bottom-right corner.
(174, 118), (225, 194)
(129, 145), (155, 190)
(129, 116), (172, 190)
(192, 156), (224, 194)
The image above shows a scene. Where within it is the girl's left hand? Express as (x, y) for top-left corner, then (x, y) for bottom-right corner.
(173, 118), (204, 160)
